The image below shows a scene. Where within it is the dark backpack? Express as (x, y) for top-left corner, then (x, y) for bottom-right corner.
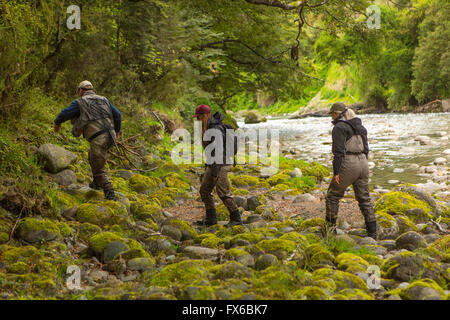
(222, 123), (239, 165)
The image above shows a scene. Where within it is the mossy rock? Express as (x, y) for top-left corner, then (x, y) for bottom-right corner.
(0, 245), (41, 265)
(129, 174), (162, 193)
(7, 261), (31, 274)
(424, 235), (450, 262)
(0, 232), (9, 244)
(16, 217), (61, 243)
(152, 259), (213, 287)
(133, 201), (163, 222)
(183, 285), (216, 300)
(331, 288), (373, 300)
(254, 267), (297, 292)
(266, 170), (290, 186)
(395, 215), (418, 234)
(209, 261), (253, 280)
(223, 248), (255, 267)
(293, 286), (329, 300)
(400, 279), (445, 300)
(75, 201), (129, 227)
(299, 218), (326, 231)
(88, 232), (125, 254)
(375, 211), (400, 240)
(197, 233), (223, 248)
(229, 232), (264, 245)
(335, 252), (370, 274)
(163, 172), (190, 190)
(256, 239), (297, 260)
(375, 191), (433, 222)
(312, 268), (369, 292)
(304, 243), (335, 270)
(380, 251), (426, 282)
(167, 218), (198, 240)
(230, 175), (260, 187)
(77, 223), (102, 241)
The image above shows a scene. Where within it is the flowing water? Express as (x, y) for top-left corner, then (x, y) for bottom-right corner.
(237, 113), (450, 189)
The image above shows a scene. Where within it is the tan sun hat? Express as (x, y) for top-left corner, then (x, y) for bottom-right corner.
(78, 80), (93, 90)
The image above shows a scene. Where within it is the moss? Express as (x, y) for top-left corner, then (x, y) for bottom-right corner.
(331, 288), (373, 300)
(152, 260), (213, 287)
(300, 218), (326, 231)
(7, 262), (31, 274)
(375, 191), (432, 222)
(77, 223), (102, 241)
(88, 232), (124, 254)
(234, 188), (249, 196)
(209, 261), (252, 280)
(400, 279), (445, 300)
(256, 239), (297, 259)
(314, 278), (337, 293)
(305, 244), (335, 269)
(254, 268), (297, 291)
(255, 180), (271, 189)
(17, 217), (61, 241)
(230, 175), (260, 187)
(163, 172), (190, 190)
(128, 174), (162, 193)
(312, 268), (369, 292)
(34, 278), (56, 292)
(76, 201), (128, 226)
(133, 201), (162, 221)
(168, 218), (198, 239)
(197, 233), (223, 248)
(119, 248), (150, 260)
(147, 187), (179, 207)
(56, 221), (71, 237)
(271, 183), (290, 192)
(361, 254), (384, 266)
(293, 286), (329, 300)
(424, 235), (450, 262)
(183, 285), (216, 300)
(279, 232), (309, 249)
(224, 248), (249, 259)
(396, 215), (418, 233)
(375, 211), (397, 229)
(335, 253), (370, 273)
(231, 225), (247, 235)
(0, 232), (9, 243)
(230, 232), (264, 245)
(266, 170), (290, 186)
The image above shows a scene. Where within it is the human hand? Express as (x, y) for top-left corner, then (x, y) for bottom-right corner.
(335, 175), (340, 184)
(116, 131), (121, 140)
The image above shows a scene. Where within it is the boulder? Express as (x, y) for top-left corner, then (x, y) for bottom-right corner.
(246, 196), (261, 211)
(255, 254), (278, 271)
(127, 258), (155, 271)
(184, 246), (219, 259)
(16, 218), (60, 243)
(38, 143), (77, 174)
(293, 193), (316, 203)
(161, 225), (182, 241)
(396, 231), (427, 251)
(103, 241), (129, 263)
(53, 169), (77, 186)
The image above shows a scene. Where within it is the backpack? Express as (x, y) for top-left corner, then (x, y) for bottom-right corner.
(223, 123), (239, 165)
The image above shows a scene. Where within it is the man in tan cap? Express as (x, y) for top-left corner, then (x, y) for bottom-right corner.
(325, 102), (377, 239)
(54, 81), (122, 200)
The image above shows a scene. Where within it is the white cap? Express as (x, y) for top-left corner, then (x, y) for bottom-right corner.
(78, 80), (93, 90)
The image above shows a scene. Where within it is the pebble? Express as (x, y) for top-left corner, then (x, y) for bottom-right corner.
(397, 282), (410, 290)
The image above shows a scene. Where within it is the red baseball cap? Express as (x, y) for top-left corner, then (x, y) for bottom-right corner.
(192, 104), (211, 118)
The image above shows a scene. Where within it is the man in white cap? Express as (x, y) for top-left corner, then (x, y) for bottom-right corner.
(54, 80), (122, 200)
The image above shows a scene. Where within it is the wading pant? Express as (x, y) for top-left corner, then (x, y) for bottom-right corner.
(89, 132), (114, 192)
(200, 165), (239, 213)
(326, 154), (376, 225)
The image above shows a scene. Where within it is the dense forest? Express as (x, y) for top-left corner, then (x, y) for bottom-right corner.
(1, 0), (449, 119)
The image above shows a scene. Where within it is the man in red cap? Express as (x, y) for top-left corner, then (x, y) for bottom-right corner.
(193, 105), (242, 227)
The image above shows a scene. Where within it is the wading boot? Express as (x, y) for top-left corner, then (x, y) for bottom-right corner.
(366, 221), (377, 240)
(195, 209), (218, 227)
(226, 210), (243, 227)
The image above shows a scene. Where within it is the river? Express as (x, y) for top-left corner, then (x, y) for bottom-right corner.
(237, 113), (450, 190)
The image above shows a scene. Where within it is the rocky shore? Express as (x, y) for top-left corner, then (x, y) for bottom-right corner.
(0, 143), (448, 300)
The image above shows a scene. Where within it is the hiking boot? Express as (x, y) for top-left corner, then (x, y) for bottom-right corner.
(104, 189), (117, 201)
(195, 209), (217, 227)
(89, 180), (102, 190)
(366, 221), (377, 240)
(226, 210), (243, 227)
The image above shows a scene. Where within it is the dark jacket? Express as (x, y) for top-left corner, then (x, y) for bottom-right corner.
(54, 96), (122, 132)
(203, 112), (235, 176)
(331, 117), (369, 176)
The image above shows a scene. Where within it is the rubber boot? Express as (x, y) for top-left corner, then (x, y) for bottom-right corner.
(104, 189), (117, 201)
(227, 210), (243, 227)
(366, 221), (377, 240)
(196, 209), (217, 227)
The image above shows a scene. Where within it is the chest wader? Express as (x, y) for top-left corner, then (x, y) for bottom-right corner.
(325, 124), (377, 239)
(196, 124), (241, 227)
(74, 91), (117, 200)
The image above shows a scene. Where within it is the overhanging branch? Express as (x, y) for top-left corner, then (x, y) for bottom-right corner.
(244, 0), (305, 10)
